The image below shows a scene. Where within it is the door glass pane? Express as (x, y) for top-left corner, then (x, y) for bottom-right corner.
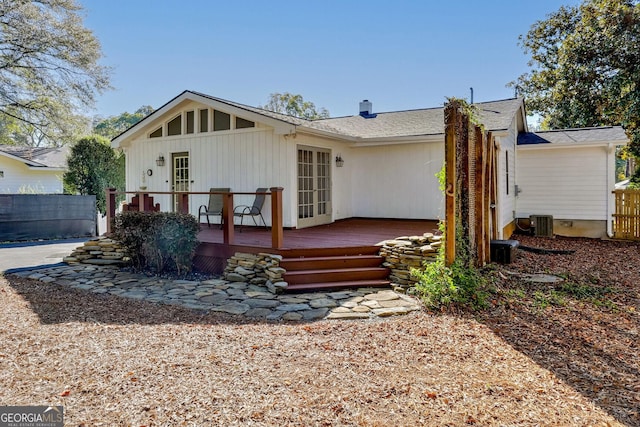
(297, 148), (314, 219)
(316, 151), (330, 215)
(173, 153), (189, 212)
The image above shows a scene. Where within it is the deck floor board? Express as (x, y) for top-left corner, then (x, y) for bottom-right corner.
(197, 218), (440, 249)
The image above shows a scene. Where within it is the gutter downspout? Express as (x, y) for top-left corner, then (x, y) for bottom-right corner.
(606, 143), (615, 238)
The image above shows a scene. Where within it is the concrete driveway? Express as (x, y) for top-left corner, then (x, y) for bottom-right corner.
(0, 238), (87, 273)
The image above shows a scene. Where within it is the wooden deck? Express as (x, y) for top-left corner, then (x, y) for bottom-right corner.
(194, 218), (440, 277)
(197, 218), (440, 249)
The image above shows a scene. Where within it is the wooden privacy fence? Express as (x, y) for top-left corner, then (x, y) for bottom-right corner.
(444, 100), (498, 267)
(612, 189), (640, 240)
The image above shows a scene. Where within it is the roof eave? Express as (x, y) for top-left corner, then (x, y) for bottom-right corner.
(0, 151), (45, 167)
(352, 134), (444, 146)
(26, 166), (66, 171)
(298, 125), (445, 145)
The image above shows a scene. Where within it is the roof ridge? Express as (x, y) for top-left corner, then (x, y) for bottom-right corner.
(316, 97), (522, 121)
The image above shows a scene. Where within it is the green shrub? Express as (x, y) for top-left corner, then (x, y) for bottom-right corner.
(112, 211), (200, 276)
(411, 251), (487, 311)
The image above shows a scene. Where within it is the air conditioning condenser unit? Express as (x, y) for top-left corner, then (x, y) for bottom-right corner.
(530, 215), (553, 237)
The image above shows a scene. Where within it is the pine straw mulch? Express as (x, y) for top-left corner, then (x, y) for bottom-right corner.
(0, 235), (637, 426)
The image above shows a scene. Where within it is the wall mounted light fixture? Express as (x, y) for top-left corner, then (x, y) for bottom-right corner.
(156, 154), (165, 167)
(335, 154), (344, 167)
(0, 171), (4, 178)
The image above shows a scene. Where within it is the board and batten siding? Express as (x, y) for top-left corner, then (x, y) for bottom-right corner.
(350, 142), (444, 220)
(516, 146), (609, 220)
(0, 157), (63, 194)
(125, 127), (296, 227)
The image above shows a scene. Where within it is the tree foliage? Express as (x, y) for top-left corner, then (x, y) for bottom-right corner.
(260, 92), (329, 120)
(93, 106), (154, 139)
(512, 0), (640, 171)
(63, 135), (124, 214)
(0, 0), (111, 146)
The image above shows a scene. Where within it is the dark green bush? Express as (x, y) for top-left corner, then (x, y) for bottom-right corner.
(112, 211), (199, 275)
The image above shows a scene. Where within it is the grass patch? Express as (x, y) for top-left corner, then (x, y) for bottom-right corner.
(533, 290), (566, 310)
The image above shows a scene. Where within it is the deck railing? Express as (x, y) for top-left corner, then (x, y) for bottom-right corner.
(105, 187), (284, 249)
(612, 189), (640, 240)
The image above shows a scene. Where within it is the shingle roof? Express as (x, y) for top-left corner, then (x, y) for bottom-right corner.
(189, 91), (524, 139)
(518, 126), (628, 145)
(311, 98), (524, 139)
(0, 145), (69, 168)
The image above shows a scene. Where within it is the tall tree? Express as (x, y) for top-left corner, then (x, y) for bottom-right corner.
(512, 0), (640, 178)
(93, 106), (154, 139)
(260, 92), (329, 119)
(64, 135), (123, 214)
(0, 0), (111, 146)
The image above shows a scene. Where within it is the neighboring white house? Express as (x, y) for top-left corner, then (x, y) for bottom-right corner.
(111, 90), (628, 239)
(516, 127), (628, 238)
(0, 145), (69, 194)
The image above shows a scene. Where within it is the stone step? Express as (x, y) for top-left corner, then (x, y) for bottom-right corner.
(280, 255), (384, 271)
(284, 267), (389, 285)
(286, 279), (391, 291)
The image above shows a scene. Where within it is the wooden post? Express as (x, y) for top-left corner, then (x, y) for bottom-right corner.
(489, 136), (499, 240)
(484, 132), (493, 261)
(137, 192), (145, 212)
(270, 187), (284, 249)
(105, 188), (116, 234)
(178, 193), (189, 213)
(444, 102), (457, 266)
(458, 114), (471, 266)
(222, 192), (234, 245)
(474, 126), (485, 266)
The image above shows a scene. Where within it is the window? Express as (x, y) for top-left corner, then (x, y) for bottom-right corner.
(150, 127), (162, 138)
(167, 115), (182, 136)
(236, 117), (255, 129)
(186, 111), (194, 134)
(199, 109), (208, 132)
(505, 151), (510, 195)
(213, 110), (230, 131)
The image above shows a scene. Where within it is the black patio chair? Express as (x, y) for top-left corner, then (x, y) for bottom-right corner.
(233, 188), (268, 231)
(198, 187), (230, 228)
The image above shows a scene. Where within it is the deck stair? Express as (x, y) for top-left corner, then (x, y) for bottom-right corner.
(280, 246), (390, 291)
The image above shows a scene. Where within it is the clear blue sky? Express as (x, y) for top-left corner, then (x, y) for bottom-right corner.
(79, 0), (579, 119)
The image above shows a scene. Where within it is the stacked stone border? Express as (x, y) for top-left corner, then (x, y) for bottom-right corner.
(64, 232), (443, 293)
(378, 233), (442, 291)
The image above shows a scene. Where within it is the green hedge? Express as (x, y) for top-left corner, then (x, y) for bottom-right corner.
(112, 211), (200, 275)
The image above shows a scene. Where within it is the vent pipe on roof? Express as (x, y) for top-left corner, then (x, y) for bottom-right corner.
(470, 87), (474, 104)
(359, 100), (377, 118)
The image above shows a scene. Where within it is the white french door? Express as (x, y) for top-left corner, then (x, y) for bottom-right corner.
(297, 146), (332, 228)
(172, 152), (189, 212)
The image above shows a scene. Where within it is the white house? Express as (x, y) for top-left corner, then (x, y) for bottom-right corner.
(0, 145), (68, 194)
(112, 91), (527, 237)
(111, 90), (627, 239)
(516, 127), (627, 238)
